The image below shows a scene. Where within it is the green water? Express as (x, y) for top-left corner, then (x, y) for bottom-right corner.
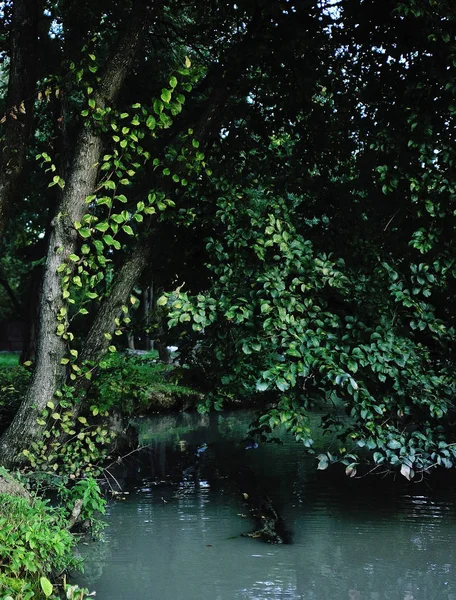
(75, 411), (456, 599)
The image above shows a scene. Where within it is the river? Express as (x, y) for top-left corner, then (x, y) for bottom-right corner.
(74, 411), (456, 600)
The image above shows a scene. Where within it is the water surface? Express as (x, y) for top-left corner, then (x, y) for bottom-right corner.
(75, 411), (456, 600)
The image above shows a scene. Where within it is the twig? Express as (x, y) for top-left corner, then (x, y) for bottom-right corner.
(103, 444), (151, 471)
(103, 468), (123, 492)
(383, 209), (400, 232)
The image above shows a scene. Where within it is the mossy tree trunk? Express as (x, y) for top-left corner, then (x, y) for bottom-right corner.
(0, 0), (151, 469)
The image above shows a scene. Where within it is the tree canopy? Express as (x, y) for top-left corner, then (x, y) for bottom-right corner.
(0, 0), (455, 479)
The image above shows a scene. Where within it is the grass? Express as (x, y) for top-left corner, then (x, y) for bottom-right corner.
(0, 352), (20, 368)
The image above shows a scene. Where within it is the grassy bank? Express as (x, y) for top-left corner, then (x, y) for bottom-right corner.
(0, 352), (20, 368)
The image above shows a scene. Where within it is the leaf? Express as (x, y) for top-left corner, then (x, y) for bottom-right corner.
(317, 454), (329, 470)
(40, 577), (53, 598)
(400, 463), (414, 480)
(387, 439), (402, 450)
(241, 342), (252, 355)
(78, 228), (91, 239)
(276, 379), (290, 392)
(373, 452), (384, 464)
(146, 115), (156, 130)
(156, 295), (168, 307)
(169, 75), (178, 88)
(161, 88), (172, 103)
(345, 464), (357, 477)
(103, 234), (115, 246)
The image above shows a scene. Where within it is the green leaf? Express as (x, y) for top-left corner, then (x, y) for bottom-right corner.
(103, 234), (115, 246)
(78, 228), (91, 239)
(40, 577), (53, 598)
(146, 115), (156, 130)
(95, 222), (109, 232)
(169, 75), (178, 88)
(161, 88), (172, 103)
(276, 379), (290, 392)
(122, 225), (134, 235)
(154, 99), (163, 114)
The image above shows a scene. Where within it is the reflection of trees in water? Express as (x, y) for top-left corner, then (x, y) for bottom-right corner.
(291, 518), (456, 600)
(72, 537), (111, 585)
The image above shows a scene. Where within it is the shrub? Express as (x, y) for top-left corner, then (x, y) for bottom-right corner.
(0, 493), (77, 599)
(88, 351), (198, 414)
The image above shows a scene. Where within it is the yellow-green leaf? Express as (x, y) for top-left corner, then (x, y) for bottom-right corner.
(40, 577), (53, 598)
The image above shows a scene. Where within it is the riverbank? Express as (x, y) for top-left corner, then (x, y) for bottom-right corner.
(0, 350), (202, 599)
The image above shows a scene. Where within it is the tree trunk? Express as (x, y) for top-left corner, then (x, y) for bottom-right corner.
(0, 0), (39, 242)
(143, 280), (154, 350)
(79, 237), (153, 366)
(0, 1), (151, 469)
(127, 333), (136, 350)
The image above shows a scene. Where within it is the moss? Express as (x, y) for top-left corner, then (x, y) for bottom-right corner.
(0, 467), (30, 499)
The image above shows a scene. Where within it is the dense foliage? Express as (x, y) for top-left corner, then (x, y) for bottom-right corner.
(0, 0), (455, 483)
(0, 490), (84, 599)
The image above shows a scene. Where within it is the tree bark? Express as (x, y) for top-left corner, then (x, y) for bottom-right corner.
(0, 0), (39, 242)
(0, 0), (151, 469)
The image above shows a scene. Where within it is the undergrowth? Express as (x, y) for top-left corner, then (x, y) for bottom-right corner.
(0, 491), (92, 600)
(88, 351), (199, 413)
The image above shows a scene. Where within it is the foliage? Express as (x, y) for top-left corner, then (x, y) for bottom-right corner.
(56, 476), (106, 537)
(0, 353), (20, 368)
(0, 364), (30, 432)
(21, 392), (116, 480)
(1, 0), (456, 482)
(0, 493), (77, 598)
(162, 173), (456, 478)
(87, 351), (199, 414)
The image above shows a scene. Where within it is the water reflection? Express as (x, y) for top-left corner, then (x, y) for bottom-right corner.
(74, 411), (456, 600)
